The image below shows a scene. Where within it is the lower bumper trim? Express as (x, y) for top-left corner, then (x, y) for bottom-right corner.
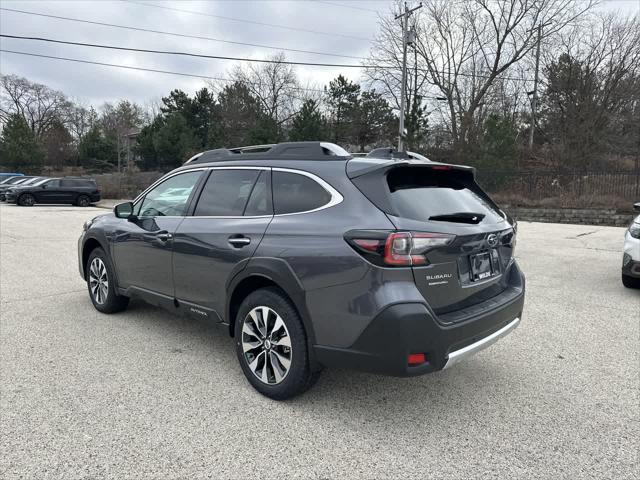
(442, 316), (521, 370)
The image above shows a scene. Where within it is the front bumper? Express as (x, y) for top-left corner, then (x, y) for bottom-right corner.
(314, 285), (524, 377)
(4, 192), (17, 203)
(622, 229), (640, 277)
(622, 254), (640, 278)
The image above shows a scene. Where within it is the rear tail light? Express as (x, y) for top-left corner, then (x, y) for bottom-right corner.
(346, 230), (454, 267)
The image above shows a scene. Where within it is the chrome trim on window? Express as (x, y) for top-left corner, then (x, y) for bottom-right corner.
(272, 167), (343, 216)
(132, 166), (342, 218)
(442, 317), (521, 370)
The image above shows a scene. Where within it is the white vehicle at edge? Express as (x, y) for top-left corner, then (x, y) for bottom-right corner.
(622, 202), (640, 289)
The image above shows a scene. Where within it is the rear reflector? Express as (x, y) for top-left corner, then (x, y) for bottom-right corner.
(408, 353), (427, 366)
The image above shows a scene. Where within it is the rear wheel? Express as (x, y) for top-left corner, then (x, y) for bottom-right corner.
(622, 273), (640, 289)
(86, 248), (129, 313)
(76, 194), (90, 207)
(235, 287), (320, 400)
(18, 193), (35, 206)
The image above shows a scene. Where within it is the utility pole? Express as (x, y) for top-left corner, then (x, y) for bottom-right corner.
(396, 2), (422, 152)
(528, 21), (551, 149)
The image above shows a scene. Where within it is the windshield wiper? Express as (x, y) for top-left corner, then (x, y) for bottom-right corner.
(428, 212), (485, 224)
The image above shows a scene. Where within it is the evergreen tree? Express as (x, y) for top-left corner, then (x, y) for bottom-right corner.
(216, 82), (274, 146)
(404, 95), (429, 150)
(479, 113), (517, 180)
(352, 90), (396, 151)
(78, 125), (117, 172)
(0, 113), (44, 170)
(325, 75), (360, 145)
(289, 100), (326, 141)
(152, 113), (197, 169)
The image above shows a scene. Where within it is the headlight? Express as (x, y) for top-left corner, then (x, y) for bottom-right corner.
(629, 222), (640, 239)
(83, 219), (94, 231)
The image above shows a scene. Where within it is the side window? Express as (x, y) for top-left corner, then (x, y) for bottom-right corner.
(60, 179), (80, 187)
(272, 171), (332, 215)
(194, 169), (260, 217)
(137, 171), (202, 217)
(244, 171), (272, 216)
(45, 179), (60, 188)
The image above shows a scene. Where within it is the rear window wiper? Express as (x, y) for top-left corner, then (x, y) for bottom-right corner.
(428, 212), (485, 224)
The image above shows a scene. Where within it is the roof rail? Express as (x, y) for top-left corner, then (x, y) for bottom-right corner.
(366, 147), (432, 162)
(185, 141), (351, 165)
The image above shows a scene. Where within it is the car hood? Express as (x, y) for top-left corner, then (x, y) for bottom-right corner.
(0, 184), (23, 191)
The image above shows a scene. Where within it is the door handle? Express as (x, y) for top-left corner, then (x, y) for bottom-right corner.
(228, 236), (251, 247)
(156, 232), (173, 242)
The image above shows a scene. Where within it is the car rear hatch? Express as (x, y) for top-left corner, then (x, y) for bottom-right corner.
(348, 159), (517, 319)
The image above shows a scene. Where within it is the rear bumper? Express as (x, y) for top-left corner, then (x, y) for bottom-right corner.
(314, 283), (524, 377)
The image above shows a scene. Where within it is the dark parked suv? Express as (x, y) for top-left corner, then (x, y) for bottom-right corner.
(7, 177), (100, 206)
(78, 142), (525, 399)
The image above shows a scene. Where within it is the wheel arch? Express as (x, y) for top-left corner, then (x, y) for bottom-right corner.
(225, 258), (316, 347)
(81, 236), (107, 280)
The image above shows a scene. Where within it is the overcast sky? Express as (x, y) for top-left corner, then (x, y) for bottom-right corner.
(0, 0), (638, 108)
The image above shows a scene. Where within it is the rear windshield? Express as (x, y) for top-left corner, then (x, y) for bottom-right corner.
(386, 167), (504, 224)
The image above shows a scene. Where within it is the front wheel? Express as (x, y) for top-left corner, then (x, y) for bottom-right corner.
(86, 248), (129, 313)
(235, 287), (320, 400)
(18, 193), (35, 206)
(622, 273), (640, 289)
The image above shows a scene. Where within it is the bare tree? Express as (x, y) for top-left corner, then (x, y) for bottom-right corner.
(364, 4), (431, 147)
(0, 74), (72, 139)
(100, 100), (144, 172)
(66, 102), (98, 141)
(539, 13), (640, 168)
(365, 0), (597, 157)
(231, 53), (300, 140)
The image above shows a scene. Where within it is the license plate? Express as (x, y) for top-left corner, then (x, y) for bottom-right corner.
(470, 252), (493, 281)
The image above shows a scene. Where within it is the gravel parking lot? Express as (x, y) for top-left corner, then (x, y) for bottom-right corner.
(1, 203), (638, 479)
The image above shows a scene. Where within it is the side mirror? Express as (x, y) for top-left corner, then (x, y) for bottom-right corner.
(41, 184), (47, 189)
(634, 202), (640, 212)
(114, 201), (135, 219)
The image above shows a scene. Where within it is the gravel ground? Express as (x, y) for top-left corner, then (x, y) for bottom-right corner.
(1, 203), (638, 479)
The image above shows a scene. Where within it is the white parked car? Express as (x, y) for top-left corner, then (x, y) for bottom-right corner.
(622, 202), (640, 289)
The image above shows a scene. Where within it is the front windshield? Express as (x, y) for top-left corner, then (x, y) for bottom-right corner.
(0, 177), (19, 184)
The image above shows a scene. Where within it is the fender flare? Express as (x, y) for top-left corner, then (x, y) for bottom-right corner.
(80, 233), (120, 288)
(225, 257), (316, 346)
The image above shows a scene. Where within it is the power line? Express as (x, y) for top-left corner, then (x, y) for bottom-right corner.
(124, 0), (370, 41)
(314, 1), (381, 14)
(0, 7), (363, 60)
(0, 33), (535, 83)
(0, 48), (326, 93)
(0, 34), (371, 68)
(0, 48), (453, 101)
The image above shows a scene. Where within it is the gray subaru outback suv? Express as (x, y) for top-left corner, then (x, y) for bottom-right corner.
(78, 142), (525, 399)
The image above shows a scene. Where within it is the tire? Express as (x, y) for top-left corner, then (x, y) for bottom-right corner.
(17, 193), (35, 206)
(86, 248), (129, 313)
(235, 287), (320, 400)
(622, 273), (640, 289)
(76, 195), (90, 207)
